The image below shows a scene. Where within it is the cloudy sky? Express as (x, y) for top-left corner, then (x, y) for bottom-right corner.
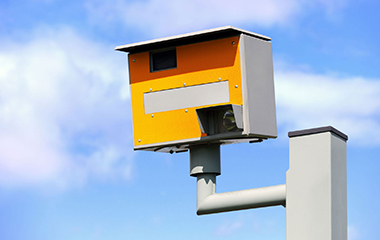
(0, 0), (379, 239)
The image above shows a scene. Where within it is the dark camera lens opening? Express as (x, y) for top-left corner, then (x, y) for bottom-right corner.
(222, 109), (238, 132)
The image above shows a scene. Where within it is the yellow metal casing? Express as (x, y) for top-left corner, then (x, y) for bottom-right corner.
(116, 26), (277, 153)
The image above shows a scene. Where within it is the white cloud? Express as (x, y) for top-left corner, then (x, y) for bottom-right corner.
(0, 26), (134, 189)
(348, 225), (360, 240)
(84, 0), (348, 38)
(316, 0), (348, 15)
(214, 220), (244, 236)
(275, 70), (380, 146)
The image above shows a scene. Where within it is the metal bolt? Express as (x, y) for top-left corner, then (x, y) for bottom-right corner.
(232, 41), (235, 45)
(185, 109), (188, 113)
(150, 88), (152, 91)
(151, 114), (154, 117)
(138, 139), (141, 142)
(235, 85), (238, 88)
(218, 77), (221, 81)
(133, 59), (136, 62)
(183, 83), (186, 86)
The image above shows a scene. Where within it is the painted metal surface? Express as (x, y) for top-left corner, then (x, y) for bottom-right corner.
(240, 34), (277, 137)
(116, 26), (276, 152)
(115, 26), (271, 53)
(128, 36), (243, 149)
(143, 81), (229, 114)
(197, 175), (286, 215)
(190, 144), (285, 215)
(287, 127), (347, 240)
(190, 144), (221, 176)
(189, 126), (348, 240)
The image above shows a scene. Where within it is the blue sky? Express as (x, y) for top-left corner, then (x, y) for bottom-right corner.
(0, 0), (379, 239)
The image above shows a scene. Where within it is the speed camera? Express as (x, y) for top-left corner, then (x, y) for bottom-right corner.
(115, 26), (277, 153)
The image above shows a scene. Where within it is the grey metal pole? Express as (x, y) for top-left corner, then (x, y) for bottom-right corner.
(196, 183), (286, 215)
(286, 126), (348, 240)
(190, 144), (286, 215)
(196, 173), (216, 209)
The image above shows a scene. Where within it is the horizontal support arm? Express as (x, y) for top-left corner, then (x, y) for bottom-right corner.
(196, 173), (286, 215)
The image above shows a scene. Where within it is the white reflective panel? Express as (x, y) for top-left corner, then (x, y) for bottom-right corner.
(144, 81), (230, 114)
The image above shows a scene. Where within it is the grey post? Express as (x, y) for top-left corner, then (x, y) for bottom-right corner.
(190, 126), (348, 240)
(287, 126), (348, 240)
(190, 144), (286, 215)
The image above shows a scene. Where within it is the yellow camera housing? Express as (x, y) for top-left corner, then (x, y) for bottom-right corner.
(116, 26), (277, 153)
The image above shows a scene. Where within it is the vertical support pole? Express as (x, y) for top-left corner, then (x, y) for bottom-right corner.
(196, 174), (216, 209)
(286, 126), (348, 240)
(190, 144), (220, 211)
(190, 143), (286, 215)
(189, 144), (221, 177)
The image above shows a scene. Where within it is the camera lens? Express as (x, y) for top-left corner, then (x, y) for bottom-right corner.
(222, 109), (237, 131)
